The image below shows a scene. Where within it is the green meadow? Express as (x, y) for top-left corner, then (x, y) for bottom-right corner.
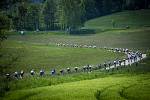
(1, 10), (150, 100)
(3, 73), (150, 100)
(0, 40), (124, 72)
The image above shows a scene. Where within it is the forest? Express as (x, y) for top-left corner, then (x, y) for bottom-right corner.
(0, 0), (150, 32)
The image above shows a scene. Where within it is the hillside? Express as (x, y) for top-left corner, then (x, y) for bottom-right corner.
(85, 9), (150, 30)
(1, 9), (150, 100)
(3, 73), (150, 100)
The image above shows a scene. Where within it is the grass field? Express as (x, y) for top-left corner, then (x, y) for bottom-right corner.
(0, 9), (150, 100)
(0, 40), (124, 73)
(1, 55), (150, 100)
(2, 73), (150, 100)
(7, 27), (150, 50)
(85, 9), (150, 30)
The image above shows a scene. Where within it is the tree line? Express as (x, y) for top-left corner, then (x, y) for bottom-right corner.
(0, 0), (150, 32)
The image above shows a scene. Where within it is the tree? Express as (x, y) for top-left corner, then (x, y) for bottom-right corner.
(83, 0), (98, 20)
(0, 0), (10, 41)
(18, 2), (28, 30)
(102, 0), (113, 15)
(7, 0), (29, 31)
(0, 13), (10, 42)
(25, 4), (41, 31)
(43, 0), (56, 30)
(58, 0), (86, 31)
